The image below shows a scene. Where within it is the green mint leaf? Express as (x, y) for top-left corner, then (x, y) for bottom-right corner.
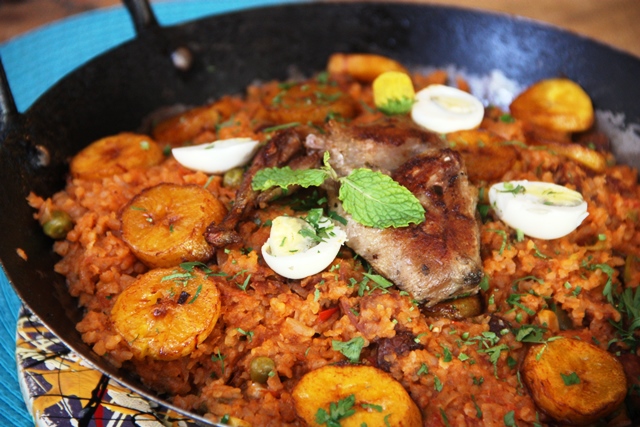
(338, 168), (425, 228)
(252, 166), (329, 191)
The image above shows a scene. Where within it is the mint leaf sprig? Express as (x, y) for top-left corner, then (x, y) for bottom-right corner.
(252, 152), (425, 229)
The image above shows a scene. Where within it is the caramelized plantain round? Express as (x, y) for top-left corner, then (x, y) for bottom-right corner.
(327, 53), (408, 83)
(70, 132), (164, 180)
(522, 337), (627, 425)
(292, 364), (422, 427)
(510, 78), (594, 133)
(111, 266), (221, 360)
(121, 183), (226, 268)
(447, 129), (518, 184)
(262, 80), (357, 125)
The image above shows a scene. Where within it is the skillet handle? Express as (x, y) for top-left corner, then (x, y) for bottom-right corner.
(121, 0), (193, 71)
(122, 0), (159, 35)
(0, 56), (19, 134)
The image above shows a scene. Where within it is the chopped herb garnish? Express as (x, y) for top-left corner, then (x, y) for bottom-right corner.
(504, 410), (516, 426)
(441, 345), (453, 362)
(471, 394), (483, 419)
(188, 285), (202, 304)
(361, 403), (382, 412)
(263, 122), (301, 133)
(211, 350), (226, 375)
(236, 328), (254, 342)
(332, 336), (365, 363)
(315, 394), (356, 427)
(180, 261), (213, 275)
(417, 363), (429, 376)
(439, 408), (451, 427)
(161, 271), (193, 284)
(561, 371), (581, 386)
(479, 275), (490, 292)
(362, 273), (394, 294)
(487, 229), (508, 255)
(500, 182), (526, 195)
(472, 375), (484, 386)
(531, 244), (549, 258)
(203, 175), (215, 189)
(434, 375), (443, 392)
(238, 273), (252, 291)
(499, 113), (515, 123)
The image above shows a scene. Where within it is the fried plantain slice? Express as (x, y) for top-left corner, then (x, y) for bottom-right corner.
(292, 364), (422, 427)
(70, 132), (164, 180)
(121, 183), (226, 268)
(261, 80), (358, 125)
(510, 78), (594, 133)
(522, 337), (627, 425)
(446, 129), (518, 184)
(111, 266), (221, 360)
(327, 53), (408, 83)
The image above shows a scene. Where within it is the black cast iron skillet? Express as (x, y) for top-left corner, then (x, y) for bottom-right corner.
(1, 1), (640, 424)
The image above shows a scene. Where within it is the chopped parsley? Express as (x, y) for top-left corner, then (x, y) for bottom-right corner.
(471, 394), (483, 419)
(433, 375), (443, 392)
(211, 350), (226, 376)
(504, 410), (516, 426)
(332, 336), (365, 363)
(236, 328), (254, 342)
(486, 229), (509, 255)
(499, 182), (526, 195)
(315, 394), (356, 427)
(561, 371), (581, 386)
(417, 363), (429, 376)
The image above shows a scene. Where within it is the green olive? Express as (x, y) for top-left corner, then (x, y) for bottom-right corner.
(223, 167), (244, 188)
(42, 210), (73, 239)
(250, 356), (275, 384)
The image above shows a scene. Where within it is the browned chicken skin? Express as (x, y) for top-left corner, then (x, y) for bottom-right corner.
(306, 118), (483, 304)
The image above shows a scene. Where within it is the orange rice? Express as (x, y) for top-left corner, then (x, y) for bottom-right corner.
(28, 66), (640, 426)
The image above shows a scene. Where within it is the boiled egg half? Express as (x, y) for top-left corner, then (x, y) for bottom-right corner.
(489, 180), (588, 240)
(262, 215), (347, 280)
(172, 137), (260, 174)
(411, 84), (484, 133)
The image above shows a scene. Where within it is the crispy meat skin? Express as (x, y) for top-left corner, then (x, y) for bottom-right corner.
(204, 129), (318, 248)
(307, 118), (482, 304)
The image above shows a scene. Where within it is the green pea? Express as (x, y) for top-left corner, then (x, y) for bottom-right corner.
(250, 356), (275, 384)
(42, 210), (73, 239)
(223, 167), (244, 188)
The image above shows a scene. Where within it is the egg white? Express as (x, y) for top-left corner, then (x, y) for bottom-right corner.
(489, 180), (589, 240)
(411, 84), (484, 133)
(262, 216), (347, 280)
(172, 137), (260, 174)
